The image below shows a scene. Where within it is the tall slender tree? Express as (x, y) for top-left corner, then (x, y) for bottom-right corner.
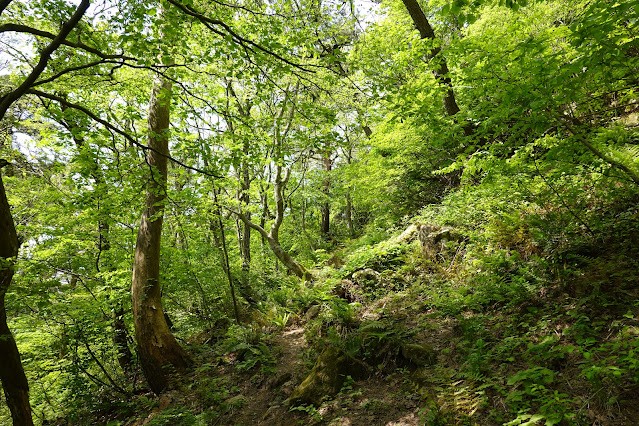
(0, 160), (32, 426)
(131, 74), (191, 394)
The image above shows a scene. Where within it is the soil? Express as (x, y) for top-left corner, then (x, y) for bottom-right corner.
(213, 323), (426, 426)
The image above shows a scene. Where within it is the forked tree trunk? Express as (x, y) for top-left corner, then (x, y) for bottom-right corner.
(237, 164), (313, 281)
(0, 165), (33, 426)
(234, 85), (312, 280)
(131, 76), (190, 394)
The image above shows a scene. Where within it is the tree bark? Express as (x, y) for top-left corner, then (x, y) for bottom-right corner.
(236, 165), (312, 281)
(131, 76), (190, 395)
(0, 163), (33, 426)
(238, 148), (251, 272)
(401, 0), (473, 136)
(320, 151), (331, 236)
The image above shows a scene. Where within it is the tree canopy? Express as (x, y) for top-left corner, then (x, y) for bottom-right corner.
(1, 0), (638, 424)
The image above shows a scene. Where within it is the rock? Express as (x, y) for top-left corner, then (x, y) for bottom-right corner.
(352, 268), (380, 283)
(287, 347), (368, 406)
(400, 343), (437, 366)
(396, 223), (419, 244)
(304, 304), (321, 321)
(418, 224), (462, 259)
(332, 280), (360, 303)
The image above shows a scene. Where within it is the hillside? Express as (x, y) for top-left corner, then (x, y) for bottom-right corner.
(56, 195), (639, 425)
(1, 0), (638, 425)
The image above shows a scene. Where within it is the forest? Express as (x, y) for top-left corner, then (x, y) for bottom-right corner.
(0, 0), (638, 424)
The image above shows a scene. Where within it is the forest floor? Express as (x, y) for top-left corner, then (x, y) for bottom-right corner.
(126, 319), (429, 426)
(211, 323), (424, 426)
(123, 285), (639, 425)
(104, 228), (639, 426)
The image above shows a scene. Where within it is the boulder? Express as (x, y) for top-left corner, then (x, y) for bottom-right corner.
(396, 223), (419, 244)
(287, 347), (368, 406)
(418, 224), (462, 259)
(352, 268), (380, 283)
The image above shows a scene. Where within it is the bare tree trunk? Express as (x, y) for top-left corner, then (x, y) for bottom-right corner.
(0, 163), (33, 426)
(239, 154), (251, 272)
(211, 190), (240, 322)
(259, 182), (270, 247)
(301, 197), (306, 234)
(131, 76), (190, 394)
(345, 190), (353, 237)
(343, 136), (355, 237)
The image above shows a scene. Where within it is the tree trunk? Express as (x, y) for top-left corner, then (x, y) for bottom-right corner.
(234, 84), (312, 280)
(236, 164), (313, 281)
(266, 234), (311, 280)
(112, 305), (133, 373)
(401, 0), (474, 137)
(131, 76), (190, 395)
(320, 151), (331, 236)
(259, 183), (270, 247)
(345, 190), (354, 237)
(239, 178), (251, 272)
(0, 165), (33, 426)
(210, 190), (240, 322)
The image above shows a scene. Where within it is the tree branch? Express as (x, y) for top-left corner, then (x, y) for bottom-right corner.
(560, 116), (639, 185)
(233, 209), (269, 240)
(32, 59), (112, 87)
(0, 0), (90, 120)
(0, 23), (135, 61)
(0, 0), (13, 17)
(27, 89), (223, 179)
(164, 0), (312, 72)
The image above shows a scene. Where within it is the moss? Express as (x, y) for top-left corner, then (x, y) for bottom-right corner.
(288, 347), (368, 406)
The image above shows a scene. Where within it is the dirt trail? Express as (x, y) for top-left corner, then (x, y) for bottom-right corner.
(217, 325), (309, 426)
(215, 320), (427, 426)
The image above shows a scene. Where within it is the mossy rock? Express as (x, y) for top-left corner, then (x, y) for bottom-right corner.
(400, 343), (437, 366)
(288, 347), (368, 406)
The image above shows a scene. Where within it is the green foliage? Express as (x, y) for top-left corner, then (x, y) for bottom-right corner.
(1, 0), (638, 423)
(145, 409), (198, 426)
(340, 237), (410, 278)
(223, 325), (276, 373)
